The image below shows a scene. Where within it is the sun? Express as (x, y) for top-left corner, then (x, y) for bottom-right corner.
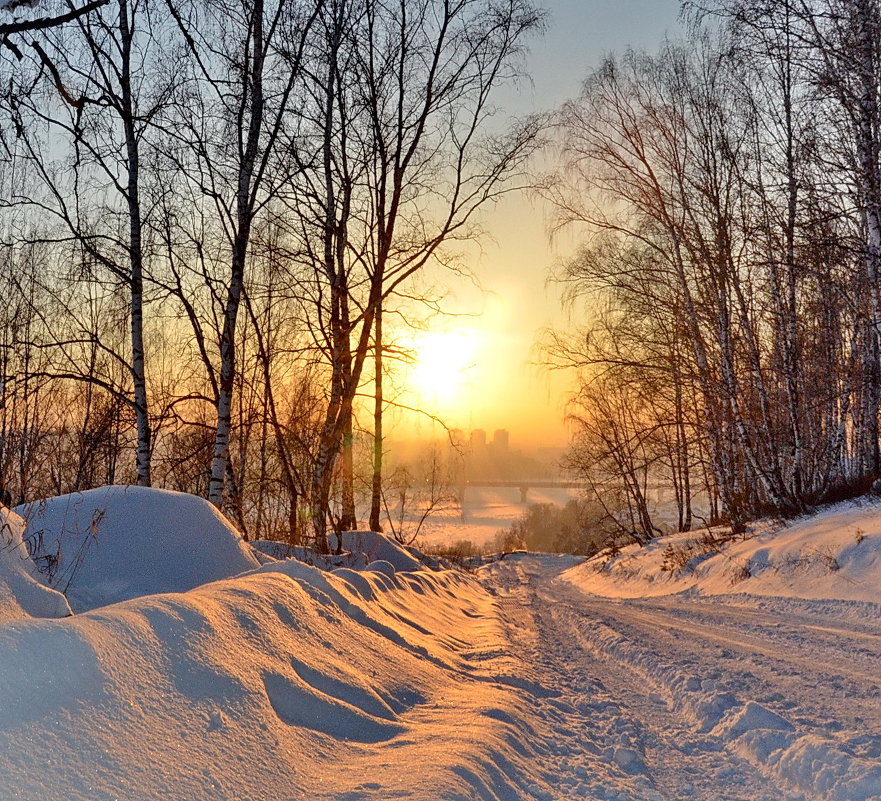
(409, 329), (479, 412)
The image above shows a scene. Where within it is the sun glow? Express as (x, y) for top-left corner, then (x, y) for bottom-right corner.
(408, 329), (480, 413)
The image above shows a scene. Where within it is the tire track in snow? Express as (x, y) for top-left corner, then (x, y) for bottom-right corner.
(626, 596), (881, 672)
(585, 598), (880, 685)
(578, 595), (881, 738)
(540, 571), (881, 800)
(484, 558), (788, 801)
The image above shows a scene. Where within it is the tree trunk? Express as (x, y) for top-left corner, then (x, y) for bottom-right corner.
(855, 0), (881, 480)
(208, 241), (247, 507)
(369, 304), (383, 532)
(119, 0), (151, 487)
(207, 0), (264, 507)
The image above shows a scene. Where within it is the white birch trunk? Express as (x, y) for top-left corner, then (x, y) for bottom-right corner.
(207, 0), (264, 507)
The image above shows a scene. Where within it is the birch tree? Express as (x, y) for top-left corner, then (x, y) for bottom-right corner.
(280, 0), (544, 544)
(160, 0), (320, 507)
(2, 0), (164, 486)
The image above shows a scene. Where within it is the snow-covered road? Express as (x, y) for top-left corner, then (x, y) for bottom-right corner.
(482, 555), (881, 801)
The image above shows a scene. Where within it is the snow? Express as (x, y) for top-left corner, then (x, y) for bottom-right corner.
(417, 486), (582, 547)
(0, 547), (532, 801)
(329, 529), (424, 571)
(252, 530), (427, 572)
(0, 505), (70, 621)
(1, 492), (881, 800)
(563, 498), (881, 603)
(715, 700), (794, 741)
(17, 486), (260, 611)
(481, 551), (881, 800)
(249, 539), (330, 566)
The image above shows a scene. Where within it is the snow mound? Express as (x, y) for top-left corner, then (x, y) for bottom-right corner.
(366, 559), (396, 576)
(17, 486), (260, 612)
(249, 540), (334, 568)
(327, 530), (423, 571)
(0, 505), (70, 621)
(565, 499), (881, 603)
(714, 700), (794, 740)
(251, 532), (423, 573)
(0, 547), (531, 801)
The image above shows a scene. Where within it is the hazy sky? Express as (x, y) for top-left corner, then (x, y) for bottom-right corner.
(391, 0), (684, 449)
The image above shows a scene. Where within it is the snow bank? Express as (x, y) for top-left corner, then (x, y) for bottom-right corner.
(0, 505), (70, 621)
(0, 548), (532, 801)
(251, 530), (426, 573)
(329, 530), (424, 571)
(18, 486), (260, 612)
(249, 540), (334, 567)
(565, 499), (881, 603)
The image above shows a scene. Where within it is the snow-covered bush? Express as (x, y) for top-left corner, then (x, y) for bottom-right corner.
(0, 504), (70, 620)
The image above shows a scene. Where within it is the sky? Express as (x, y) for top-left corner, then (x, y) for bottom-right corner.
(390, 0), (685, 450)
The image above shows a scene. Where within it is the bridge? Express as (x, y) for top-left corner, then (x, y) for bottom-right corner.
(457, 480), (590, 505)
(457, 479), (679, 505)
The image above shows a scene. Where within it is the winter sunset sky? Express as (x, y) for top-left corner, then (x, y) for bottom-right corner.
(391, 0), (683, 448)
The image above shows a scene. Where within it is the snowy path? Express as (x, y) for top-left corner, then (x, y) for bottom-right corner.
(481, 555), (881, 801)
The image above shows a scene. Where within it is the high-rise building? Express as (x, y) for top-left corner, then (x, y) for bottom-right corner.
(492, 429), (509, 452)
(470, 429), (487, 451)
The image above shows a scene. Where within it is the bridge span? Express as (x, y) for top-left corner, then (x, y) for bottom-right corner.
(457, 479), (589, 504)
(457, 479), (677, 505)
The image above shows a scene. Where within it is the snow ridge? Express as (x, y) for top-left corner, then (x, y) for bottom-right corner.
(0, 542), (549, 800)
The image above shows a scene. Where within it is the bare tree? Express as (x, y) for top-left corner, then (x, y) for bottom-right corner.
(159, 0), (320, 507)
(381, 446), (456, 545)
(4, 0), (172, 486)
(281, 0), (544, 546)
(546, 23), (859, 531)
(0, 0), (107, 43)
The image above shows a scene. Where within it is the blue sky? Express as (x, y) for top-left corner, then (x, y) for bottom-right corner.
(515, 0), (685, 113)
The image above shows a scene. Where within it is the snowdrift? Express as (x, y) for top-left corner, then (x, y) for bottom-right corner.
(249, 539), (328, 565)
(253, 529), (425, 572)
(17, 486), (260, 612)
(329, 529), (424, 571)
(565, 499), (881, 603)
(0, 553), (536, 801)
(0, 505), (70, 621)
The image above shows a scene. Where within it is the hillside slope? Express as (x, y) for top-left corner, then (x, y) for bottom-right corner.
(2, 494), (880, 800)
(564, 499), (881, 604)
